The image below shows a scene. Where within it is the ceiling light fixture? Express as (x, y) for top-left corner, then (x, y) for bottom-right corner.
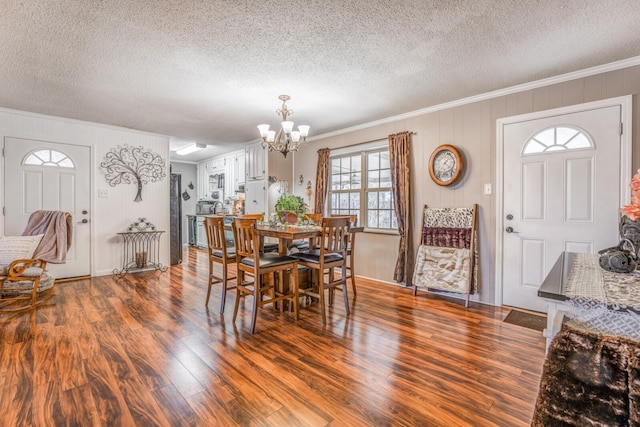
(257, 95), (310, 158)
(176, 142), (206, 155)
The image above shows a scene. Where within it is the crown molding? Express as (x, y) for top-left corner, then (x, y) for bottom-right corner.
(310, 55), (640, 142)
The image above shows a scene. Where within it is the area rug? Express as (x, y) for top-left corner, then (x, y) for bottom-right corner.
(503, 309), (546, 331)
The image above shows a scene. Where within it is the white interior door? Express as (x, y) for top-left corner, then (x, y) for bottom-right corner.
(4, 137), (91, 278)
(502, 106), (622, 312)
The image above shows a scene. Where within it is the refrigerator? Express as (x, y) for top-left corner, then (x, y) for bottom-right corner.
(169, 173), (182, 265)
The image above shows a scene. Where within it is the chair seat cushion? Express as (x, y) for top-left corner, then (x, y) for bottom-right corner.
(1, 271), (55, 295)
(240, 253), (297, 268)
(212, 249), (236, 259)
(262, 242), (279, 253)
(292, 242), (310, 250)
(292, 249), (343, 264)
(0, 265), (44, 277)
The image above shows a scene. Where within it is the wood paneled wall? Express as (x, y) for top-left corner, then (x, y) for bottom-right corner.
(293, 64), (640, 304)
(0, 108), (171, 276)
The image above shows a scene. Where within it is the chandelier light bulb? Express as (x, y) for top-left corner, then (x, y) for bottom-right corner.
(257, 124), (270, 138)
(291, 131), (301, 143)
(266, 130), (276, 142)
(281, 121), (294, 134)
(298, 125), (310, 138)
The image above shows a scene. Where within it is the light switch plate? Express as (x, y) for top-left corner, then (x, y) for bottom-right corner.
(98, 189), (108, 198)
(483, 183), (492, 195)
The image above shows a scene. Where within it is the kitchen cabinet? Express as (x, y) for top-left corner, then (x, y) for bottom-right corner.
(246, 143), (266, 181)
(196, 216), (207, 248)
(235, 151), (245, 186)
(208, 157), (225, 174)
(223, 150), (244, 198)
(244, 180), (266, 215)
(197, 161), (208, 199)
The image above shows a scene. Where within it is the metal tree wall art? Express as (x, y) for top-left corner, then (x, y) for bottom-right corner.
(99, 145), (166, 202)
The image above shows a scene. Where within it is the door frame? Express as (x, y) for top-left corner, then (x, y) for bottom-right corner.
(494, 95), (633, 306)
(2, 136), (94, 277)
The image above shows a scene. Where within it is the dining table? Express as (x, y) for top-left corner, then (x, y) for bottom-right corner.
(253, 222), (364, 255)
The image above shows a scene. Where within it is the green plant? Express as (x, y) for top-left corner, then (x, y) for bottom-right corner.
(275, 193), (307, 214)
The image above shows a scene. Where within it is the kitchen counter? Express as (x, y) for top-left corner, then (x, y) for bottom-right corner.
(188, 215), (237, 248)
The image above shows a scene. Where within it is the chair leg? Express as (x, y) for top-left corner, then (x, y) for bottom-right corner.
(292, 267), (299, 321)
(233, 270), (243, 322)
(205, 263), (213, 307)
(349, 254), (356, 296)
(328, 268), (334, 306)
(250, 274), (260, 334)
(319, 281), (327, 325)
(219, 262), (228, 314)
(341, 264), (350, 315)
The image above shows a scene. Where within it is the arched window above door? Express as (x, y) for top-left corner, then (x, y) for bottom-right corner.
(522, 125), (593, 155)
(23, 149), (75, 168)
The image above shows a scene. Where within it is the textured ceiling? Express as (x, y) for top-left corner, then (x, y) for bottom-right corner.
(2, 0), (640, 161)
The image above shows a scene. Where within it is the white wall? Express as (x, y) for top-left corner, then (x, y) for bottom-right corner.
(294, 64), (640, 305)
(170, 161), (197, 244)
(0, 107), (170, 276)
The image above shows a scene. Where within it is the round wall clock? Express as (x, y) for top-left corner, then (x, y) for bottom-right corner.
(428, 144), (463, 186)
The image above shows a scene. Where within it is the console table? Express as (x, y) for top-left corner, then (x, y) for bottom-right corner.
(538, 251), (640, 350)
(114, 230), (168, 277)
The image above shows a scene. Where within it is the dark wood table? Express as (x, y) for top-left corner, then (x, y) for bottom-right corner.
(254, 224), (321, 254)
(254, 223), (364, 254)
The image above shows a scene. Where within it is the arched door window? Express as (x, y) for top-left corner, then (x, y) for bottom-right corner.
(23, 149), (75, 168)
(522, 125), (594, 155)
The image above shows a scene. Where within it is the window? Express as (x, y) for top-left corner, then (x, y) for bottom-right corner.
(328, 148), (397, 231)
(23, 149), (75, 168)
(522, 125), (593, 155)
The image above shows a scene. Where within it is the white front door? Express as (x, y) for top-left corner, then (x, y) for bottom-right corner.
(501, 105), (623, 312)
(3, 137), (91, 278)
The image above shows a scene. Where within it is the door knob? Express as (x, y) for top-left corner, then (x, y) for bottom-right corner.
(82, 210), (88, 215)
(505, 226), (518, 233)
(78, 219), (89, 224)
(506, 214), (513, 220)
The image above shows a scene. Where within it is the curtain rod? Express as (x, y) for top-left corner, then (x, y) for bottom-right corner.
(329, 131), (416, 151)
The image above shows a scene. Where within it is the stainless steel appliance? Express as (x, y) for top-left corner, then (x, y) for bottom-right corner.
(197, 200), (215, 214)
(197, 200), (225, 215)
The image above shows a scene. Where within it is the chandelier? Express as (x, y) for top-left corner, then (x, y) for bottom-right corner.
(257, 95), (310, 158)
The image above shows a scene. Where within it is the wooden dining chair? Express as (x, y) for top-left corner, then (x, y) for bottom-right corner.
(302, 213), (323, 224)
(290, 213), (324, 251)
(242, 213), (278, 252)
(292, 216), (351, 325)
(331, 214), (358, 296)
(242, 213), (263, 220)
(232, 217), (299, 334)
(204, 216), (236, 314)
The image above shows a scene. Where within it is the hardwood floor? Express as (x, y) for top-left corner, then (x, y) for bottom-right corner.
(0, 246), (546, 426)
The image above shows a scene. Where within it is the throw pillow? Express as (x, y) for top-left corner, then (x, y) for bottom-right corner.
(0, 235), (44, 265)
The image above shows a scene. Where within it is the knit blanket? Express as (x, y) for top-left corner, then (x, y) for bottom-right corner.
(22, 210), (72, 263)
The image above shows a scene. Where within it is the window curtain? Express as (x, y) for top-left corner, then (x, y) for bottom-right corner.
(388, 131), (413, 285)
(314, 148), (331, 214)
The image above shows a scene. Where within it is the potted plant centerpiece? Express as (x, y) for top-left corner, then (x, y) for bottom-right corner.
(275, 193), (307, 224)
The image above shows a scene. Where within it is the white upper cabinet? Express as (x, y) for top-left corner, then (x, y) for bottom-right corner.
(236, 151), (246, 186)
(208, 157), (225, 173)
(246, 143), (266, 181)
(196, 161), (208, 199)
(223, 150), (246, 196)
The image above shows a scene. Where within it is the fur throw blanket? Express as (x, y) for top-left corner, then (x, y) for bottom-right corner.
(22, 210), (72, 264)
(532, 322), (640, 426)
